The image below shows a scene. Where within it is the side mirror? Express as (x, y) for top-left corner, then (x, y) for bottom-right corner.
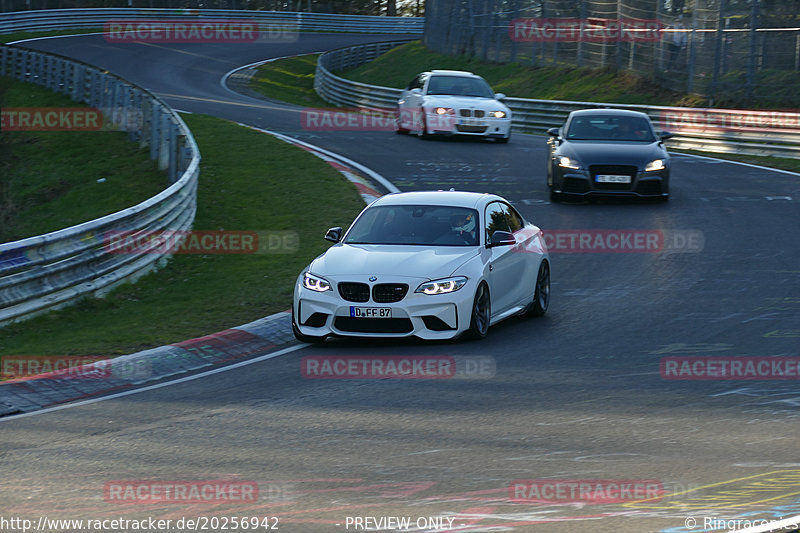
(659, 131), (674, 141)
(488, 230), (516, 248)
(410, 88), (422, 96)
(547, 127), (561, 138)
(494, 92), (506, 100)
(324, 227), (342, 243)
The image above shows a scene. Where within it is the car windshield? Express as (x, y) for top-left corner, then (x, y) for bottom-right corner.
(566, 115), (656, 142)
(344, 205), (480, 246)
(425, 76), (495, 98)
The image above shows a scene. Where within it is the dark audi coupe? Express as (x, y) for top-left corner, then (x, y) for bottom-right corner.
(547, 109), (673, 201)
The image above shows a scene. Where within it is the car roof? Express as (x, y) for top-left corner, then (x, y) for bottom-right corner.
(370, 190), (501, 210)
(570, 108), (652, 119)
(428, 70), (479, 78)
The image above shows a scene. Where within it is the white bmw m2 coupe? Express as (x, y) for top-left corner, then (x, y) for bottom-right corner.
(292, 191), (549, 342)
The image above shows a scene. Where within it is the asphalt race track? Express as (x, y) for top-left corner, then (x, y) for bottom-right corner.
(2, 33), (800, 533)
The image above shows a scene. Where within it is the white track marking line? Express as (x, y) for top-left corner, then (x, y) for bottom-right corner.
(0, 344), (307, 422)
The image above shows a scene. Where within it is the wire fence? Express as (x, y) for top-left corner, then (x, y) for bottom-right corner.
(0, 8), (424, 34)
(424, 0), (800, 107)
(0, 0), (405, 14)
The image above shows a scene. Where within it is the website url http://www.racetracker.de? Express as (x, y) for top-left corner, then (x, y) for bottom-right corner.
(0, 516), (280, 532)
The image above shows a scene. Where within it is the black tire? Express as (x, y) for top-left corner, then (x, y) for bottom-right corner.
(528, 260), (550, 317)
(417, 110), (430, 139)
(395, 116), (409, 134)
(292, 309), (327, 344)
(496, 134), (510, 144)
(468, 282), (491, 339)
(549, 188), (562, 203)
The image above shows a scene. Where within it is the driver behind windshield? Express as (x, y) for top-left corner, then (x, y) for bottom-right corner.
(450, 212), (477, 243)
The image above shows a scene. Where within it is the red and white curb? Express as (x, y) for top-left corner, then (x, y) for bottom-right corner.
(0, 128), (397, 419)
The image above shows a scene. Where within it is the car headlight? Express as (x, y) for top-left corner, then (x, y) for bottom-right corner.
(645, 159), (666, 172)
(489, 110), (507, 118)
(558, 156), (581, 170)
(415, 276), (468, 295)
(302, 272), (331, 292)
(434, 107), (455, 115)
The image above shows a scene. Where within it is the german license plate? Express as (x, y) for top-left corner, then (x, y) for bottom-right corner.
(596, 174), (631, 183)
(350, 307), (392, 318)
(459, 118), (483, 126)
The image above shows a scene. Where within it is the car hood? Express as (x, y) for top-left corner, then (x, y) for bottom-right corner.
(310, 244), (480, 280)
(422, 95), (509, 112)
(561, 141), (666, 167)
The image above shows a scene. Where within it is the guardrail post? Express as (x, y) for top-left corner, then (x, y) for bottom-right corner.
(89, 69), (100, 107)
(128, 88), (141, 142)
(24, 50), (34, 83)
(103, 78), (114, 126)
(158, 112), (170, 171)
(36, 53), (44, 85)
(26, 50), (34, 81)
(168, 122), (178, 183)
(150, 105), (160, 160)
(61, 61), (71, 95)
(49, 53), (60, 92)
(140, 98), (151, 149)
(71, 64), (82, 101)
(180, 145), (193, 175)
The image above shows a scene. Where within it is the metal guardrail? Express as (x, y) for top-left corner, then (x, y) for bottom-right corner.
(0, 11), (420, 327)
(0, 8), (424, 35)
(315, 41), (800, 159)
(315, 40), (410, 111)
(0, 45), (200, 326)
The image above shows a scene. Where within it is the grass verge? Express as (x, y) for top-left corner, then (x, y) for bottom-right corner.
(340, 41), (704, 107)
(0, 29), (105, 45)
(0, 75), (166, 242)
(670, 149), (800, 174)
(0, 113), (364, 356)
(249, 53), (331, 108)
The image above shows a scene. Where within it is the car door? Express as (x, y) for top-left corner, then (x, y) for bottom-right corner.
(398, 74), (426, 131)
(506, 204), (542, 306)
(484, 201), (526, 315)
